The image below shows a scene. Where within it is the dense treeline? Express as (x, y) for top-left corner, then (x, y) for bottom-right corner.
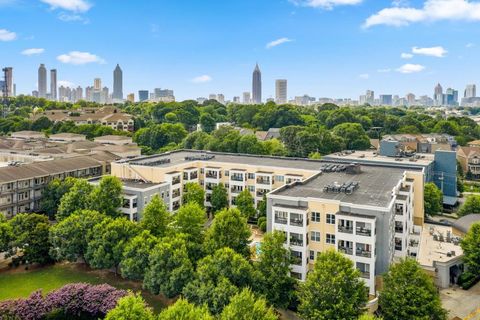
(3, 96), (480, 157)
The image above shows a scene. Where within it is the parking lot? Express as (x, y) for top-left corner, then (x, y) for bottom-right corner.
(441, 282), (480, 320)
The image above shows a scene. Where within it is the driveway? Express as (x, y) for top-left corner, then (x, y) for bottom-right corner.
(441, 282), (480, 320)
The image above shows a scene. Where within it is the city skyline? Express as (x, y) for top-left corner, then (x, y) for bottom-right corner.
(1, 1), (480, 100)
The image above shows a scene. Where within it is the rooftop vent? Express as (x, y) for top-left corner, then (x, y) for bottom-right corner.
(323, 181), (359, 194)
(185, 154), (215, 161)
(131, 158), (171, 166)
(320, 164), (347, 173)
(346, 163), (361, 174)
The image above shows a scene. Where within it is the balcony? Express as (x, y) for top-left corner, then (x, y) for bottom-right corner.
(290, 238), (303, 247)
(256, 189), (268, 197)
(290, 218), (303, 227)
(274, 216), (288, 224)
(356, 249), (372, 258)
(230, 186), (243, 194)
(171, 177), (181, 185)
(172, 189), (181, 199)
(338, 246), (353, 255)
(395, 227), (404, 233)
(256, 178), (271, 185)
(338, 225), (353, 234)
(356, 227), (372, 237)
(230, 175), (244, 182)
(205, 183), (216, 191)
(359, 271), (370, 279)
(205, 172), (220, 179)
(172, 202), (180, 211)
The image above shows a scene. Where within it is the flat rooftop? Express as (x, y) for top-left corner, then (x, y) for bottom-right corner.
(89, 177), (165, 189)
(323, 150), (434, 167)
(418, 224), (463, 267)
(271, 165), (407, 207)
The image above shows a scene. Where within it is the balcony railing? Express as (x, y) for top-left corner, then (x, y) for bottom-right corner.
(338, 246), (353, 255)
(395, 208), (404, 215)
(206, 173), (219, 179)
(356, 227), (372, 237)
(359, 271), (370, 279)
(172, 202), (180, 211)
(231, 187), (243, 193)
(291, 257), (302, 266)
(274, 217), (288, 224)
(338, 226), (354, 234)
(256, 178), (271, 185)
(356, 250), (372, 258)
(290, 219), (303, 227)
(172, 178), (181, 185)
(290, 239), (303, 247)
(256, 191), (267, 197)
(395, 227), (404, 233)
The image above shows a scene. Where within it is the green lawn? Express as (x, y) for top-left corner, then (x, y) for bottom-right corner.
(0, 263), (170, 313)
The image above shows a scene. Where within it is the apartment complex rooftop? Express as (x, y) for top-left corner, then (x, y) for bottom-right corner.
(270, 165), (407, 207)
(323, 150), (435, 167)
(418, 224), (463, 268)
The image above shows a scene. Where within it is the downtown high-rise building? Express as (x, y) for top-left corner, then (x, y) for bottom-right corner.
(252, 63), (262, 104)
(138, 90), (149, 102)
(243, 92), (251, 104)
(76, 86), (83, 101)
(366, 90), (374, 104)
(38, 64), (47, 98)
(465, 84), (476, 98)
(379, 94), (393, 106)
(113, 64), (123, 101)
(434, 83), (443, 105)
(275, 79), (287, 104)
(1, 67), (13, 97)
(50, 69), (57, 101)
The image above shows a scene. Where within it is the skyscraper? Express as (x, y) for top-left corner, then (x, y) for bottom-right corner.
(379, 94), (393, 106)
(434, 83), (443, 106)
(366, 90), (374, 104)
(252, 63), (262, 104)
(2, 67), (13, 97)
(275, 79), (287, 104)
(38, 64), (47, 98)
(113, 64), (123, 100)
(465, 84), (476, 98)
(50, 69), (57, 101)
(138, 90), (149, 102)
(243, 92), (251, 104)
(76, 86), (83, 101)
(94, 78), (101, 90)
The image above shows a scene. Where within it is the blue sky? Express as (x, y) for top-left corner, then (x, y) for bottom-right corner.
(1, 0), (480, 101)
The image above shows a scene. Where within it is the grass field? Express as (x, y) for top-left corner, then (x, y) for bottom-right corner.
(0, 263), (170, 312)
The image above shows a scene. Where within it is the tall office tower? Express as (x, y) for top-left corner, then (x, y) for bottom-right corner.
(50, 69), (57, 101)
(275, 79), (287, 104)
(76, 86), (83, 101)
(85, 86), (93, 102)
(154, 88), (174, 99)
(243, 92), (251, 104)
(38, 64), (47, 98)
(94, 78), (102, 90)
(208, 94), (217, 101)
(112, 64), (123, 100)
(217, 94), (225, 104)
(252, 63), (262, 104)
(58, 86), (67, 102)
(138, 90), (149, 102)
(465, 84), (476, 98)
(366, 90), (374, 104)
(379, 94), (393, 106)
(445, 88), (458, 106)
(434, 83), (443, 105)
(406, 93), (416, 105)
(233, 96), (240, 103)
(2, 67), (13, 97)
(101, 87), (109, 104)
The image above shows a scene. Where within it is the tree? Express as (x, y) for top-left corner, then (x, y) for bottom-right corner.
(308, 151), (322, 159)
(458, 195), (480, 217)
(140, 195), (170, 238)
(220, 288), (277, 320)
(235, 189), (256, 219)
(183, 182), (205, 208)
(105, 293), (154, 320)
(0, 215), (13, 253)
(424, 182), (443, 217)
(120, 230), (159, 281)
(211, 183), (228, 213)
(332, 123), (371, 150)
(461, 222), (480, 275)
(9, 213), (51, 264)
(49, 209), (106, 262)
(57, 179), (94, 221)
(263, 138), (287, 156)
(85, 218), (140, 273)
(204, 208), (251, 258)
(200, 113), (216, 133)
(379, 258), (447, 320)
(257, 231), (296, 308)
(237, 134), (266, 155)
(172, 202), (207, 262)
(89, 176), (123, 218)
(183, 247), (258, 315)
(298, 250), (367, 320)
(31, 116), (53, 131)
(158, 298), (213, 320)
(40, 177), (76, 219)
(143, 236), (194, 298)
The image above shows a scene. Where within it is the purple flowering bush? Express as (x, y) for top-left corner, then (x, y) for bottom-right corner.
(0, 283), (127, 320)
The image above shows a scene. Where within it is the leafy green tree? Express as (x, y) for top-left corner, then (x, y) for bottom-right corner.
(257, 195), (267, 218)
(140, 195), (170, 238)
(143, 236), (194, 298)
(332, 122), (371, 150)
(85, 218), (140, 273)
(172, 202), (207, 262)
(237, 134), (266, 155)
(31, 116), (53, 131)
(235, 189), (256, 219)
(204, 208), (251, 258)
(9, 213), (52, 264)
(158, 298), (213, 320)
(257, 231), (296, 308)
(88, 176), (123, 218)
(220, 288), (277, 320)
(183, 248), (258, 315)
(105, 293), (154, 320)
(461, 222), (480, 275)
(379, 258), (447, 320)
(458, 195), (480, 217)
(358, 314), (382, 320)
(200, 113), (216, 133)
(263, 138), (287, 156)
(424, 182), (443, 217)
(120, 230), (159, 281)
(298, 250), (367, 320)
(49, 209), (106, 262)
(183, 182), (205, 208)
(211, 183), (228, 213)
(40, 177), (76, 219)
(183, 131), (213, 150)
(308, 151), (322, 159)
(57, 179), (94, 221)
(0, 215), (13, 253)
(207, 126), (241, 153)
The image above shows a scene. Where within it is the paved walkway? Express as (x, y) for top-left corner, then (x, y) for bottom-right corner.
(441, 282), (480, 320)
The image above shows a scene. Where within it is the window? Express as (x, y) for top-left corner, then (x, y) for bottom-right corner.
(311, 212), (320, 222)
(225, 170), (229, 176)
(248, 185), (255, 192)
(200, 168), (204, 174)
(326, 214), (335, 224)
(248, 173), (255, 179)
(290, 233), (303, 246)
(326, 233), (335, 244)
(309, 250), (315, 261)
(275, 175), (284, 182)
(310, 231), (320, 242)
(274, 211), (288, 224)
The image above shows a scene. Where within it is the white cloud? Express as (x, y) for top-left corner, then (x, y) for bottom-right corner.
(396, 63), (425, 73)
(21, 48), (45, 55)
(412, 46), (447, 57)
(364, 0), (480, 28)
(466, 42), (475, 48)
(266, 37), (293, 49)
(58, 12), (89, 23)
(57, 51), (105, 65)
(0, 29), (16, 41)
(40, 0), (91, 12)
(359, 73), (370, 79)
(291, 0), (362, 9)
(191, 75), (212, 84)
(377, 68), (392, 73)
(58, 80), (75, 87)
(401, 52), (414, 59)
